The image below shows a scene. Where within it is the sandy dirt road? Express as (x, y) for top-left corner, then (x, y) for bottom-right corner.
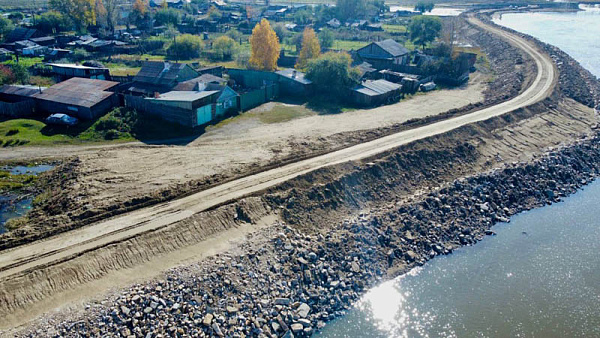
(0, 17), (555, 285)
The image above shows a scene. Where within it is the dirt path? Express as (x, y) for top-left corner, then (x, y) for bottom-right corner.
(0, 16), (556, 282)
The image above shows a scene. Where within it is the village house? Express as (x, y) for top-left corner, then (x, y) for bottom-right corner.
(357, 39), (410, 70)
(4, 27), (44, 43)
(127, 61), (199, 96)
(32, 77), (119, 120)
(127, 82), (238, 128)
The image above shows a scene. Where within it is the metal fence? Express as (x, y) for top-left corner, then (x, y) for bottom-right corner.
(239, 84), (279, 112)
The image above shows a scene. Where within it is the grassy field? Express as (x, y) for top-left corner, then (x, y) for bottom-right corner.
(383, 24), (408, 33)
(2, 56), (44, 68)
(0, 118), (133, 147)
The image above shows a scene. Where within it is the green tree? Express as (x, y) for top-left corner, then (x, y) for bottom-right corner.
(168, 34), (203, 60)
(0, 16), (14, 42)
(408, 15), (442, 50)
(305, 52), (361, 96)
(414, 2), (435, 13)
(336, 0), (369, 21)
(8, 12), (24, 23)
(208, 5), (222, 21)
(319, 28), (334, 49)
(212, 35), (238, 60)
(11, 63), (29, 85)
(272, 23), (288, 42)
(293, 7), (313, 25)
(155, 8), (181, 26)
(49, 0), (96, 32)
(36, 11), (69, 34)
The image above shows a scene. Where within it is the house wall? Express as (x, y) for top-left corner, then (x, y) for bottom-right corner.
(125, 95), (197, 127)
(0, 100), (35, 118)
(279, 77), (312, 97)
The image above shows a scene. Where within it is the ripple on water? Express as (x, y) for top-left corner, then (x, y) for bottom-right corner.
(319, 180), (600, 337)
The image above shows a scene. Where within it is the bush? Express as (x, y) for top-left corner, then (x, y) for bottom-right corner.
(104, 129), (120, 140)
(168, 34), (203, 60)
(95, 116), (124, 132)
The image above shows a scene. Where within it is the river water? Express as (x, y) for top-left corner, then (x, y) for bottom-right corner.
(319, 7), (600, 338)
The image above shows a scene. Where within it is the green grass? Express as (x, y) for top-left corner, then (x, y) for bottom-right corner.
(0, 170), (36, 193)
(2, 56), (44, 68)
(382, 24), (408, 33)
(210, 102), (315, 129)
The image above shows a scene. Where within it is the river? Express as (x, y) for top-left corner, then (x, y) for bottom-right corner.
(319, 7), (600, 338)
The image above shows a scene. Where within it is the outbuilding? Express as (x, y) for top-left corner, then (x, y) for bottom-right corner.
(276, 69), (313, 97)
(32, 77), (119, 120)
(351, 79), (402, 107)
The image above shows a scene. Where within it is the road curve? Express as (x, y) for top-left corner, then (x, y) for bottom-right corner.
(0, 16), (556, 280)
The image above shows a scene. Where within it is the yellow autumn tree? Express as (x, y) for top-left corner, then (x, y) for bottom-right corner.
(133, 0), (147, 16)
(249, 19), (280, 71)
(295, 27), (321, 70)
(50, 0), (96, 31)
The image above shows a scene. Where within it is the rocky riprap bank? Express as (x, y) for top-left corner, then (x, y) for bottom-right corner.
(21, 132), (600, 338)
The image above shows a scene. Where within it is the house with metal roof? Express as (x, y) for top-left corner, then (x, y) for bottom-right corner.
(32, 78), (119, 120)
(351, 79), (402, 107)
(357, 39), (410, 70)
(5, 28), (44, 43)
(128, 61), (199, 96)
(276, 69), (313, 97)
(172, 74), (228, 91)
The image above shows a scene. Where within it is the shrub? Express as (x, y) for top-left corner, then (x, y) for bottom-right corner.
(212, 35), (238, 60)
(104, 129), (119, 140)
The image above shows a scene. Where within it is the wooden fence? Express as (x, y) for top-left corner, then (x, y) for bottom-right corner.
(0, 100), (35, 118)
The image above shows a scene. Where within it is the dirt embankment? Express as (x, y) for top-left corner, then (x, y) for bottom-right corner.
(0, 15), (536, 250)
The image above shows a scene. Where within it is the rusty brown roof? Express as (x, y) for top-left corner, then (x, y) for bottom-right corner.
(32, 78), (118, 108)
